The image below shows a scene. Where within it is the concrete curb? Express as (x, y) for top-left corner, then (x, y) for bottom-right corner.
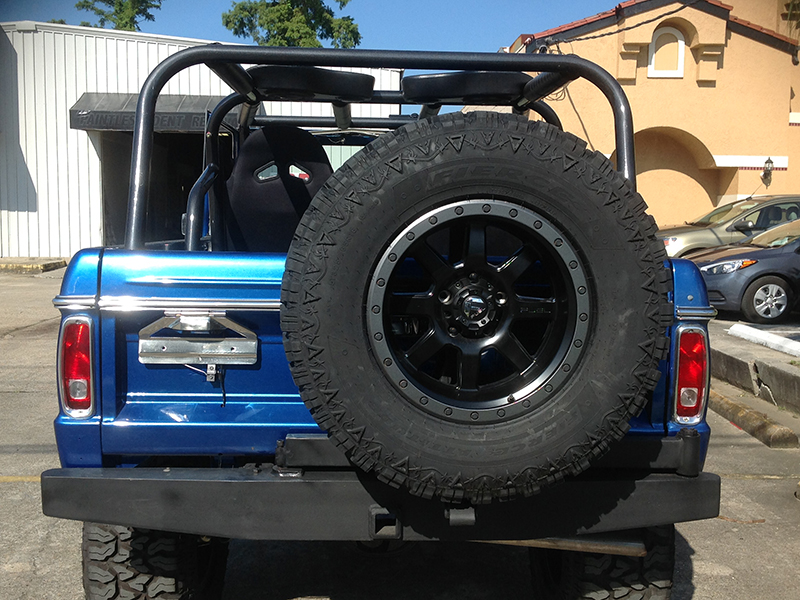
(709, 390), (799, 449)
(728, 323), (800, 358)
(710, 324), (800, 416)
(0, 259), (67, 274)
(710, 347), (759, 396)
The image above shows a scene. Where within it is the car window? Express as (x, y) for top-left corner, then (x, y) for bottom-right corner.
(748, 219), (800, 247)
(688, 200), (760, 226)
(751, 203), (800, 229)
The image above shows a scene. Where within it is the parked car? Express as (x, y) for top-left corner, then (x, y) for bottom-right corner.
(691, 219), (800, 322)
(658, 195), (800, 257)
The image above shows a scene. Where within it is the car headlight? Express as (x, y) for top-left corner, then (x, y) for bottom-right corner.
(699, 259), (757, 275)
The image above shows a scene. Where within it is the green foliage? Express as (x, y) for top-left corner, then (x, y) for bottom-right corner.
(75, 0), (163, 31)
(785, 1), (800, 30)
(48, 18), (68, 24)
(222, 0), (361, 48)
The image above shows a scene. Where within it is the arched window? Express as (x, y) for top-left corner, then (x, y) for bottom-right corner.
(648, 26), (685, 78)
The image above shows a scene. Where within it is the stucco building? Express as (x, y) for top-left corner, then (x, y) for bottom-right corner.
(509, 0), (800, 227)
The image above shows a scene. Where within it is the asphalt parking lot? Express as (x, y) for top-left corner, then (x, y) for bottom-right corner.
(1, 270), (799, 599)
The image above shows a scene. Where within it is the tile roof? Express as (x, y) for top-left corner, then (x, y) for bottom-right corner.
(728, 15), (798, 46)
(519, 0), (795, 49)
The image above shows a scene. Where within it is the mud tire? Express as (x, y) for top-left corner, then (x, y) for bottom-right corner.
(529, 525), (675, 599)
(281, 111), (672, 503)
(82, 522), (228, 600)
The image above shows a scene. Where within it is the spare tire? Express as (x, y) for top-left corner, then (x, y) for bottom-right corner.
(281, 111), (671, 504)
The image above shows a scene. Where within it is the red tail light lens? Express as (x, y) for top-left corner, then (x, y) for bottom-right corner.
(60, 318), (93, 417)
(674, 328), (708, 425)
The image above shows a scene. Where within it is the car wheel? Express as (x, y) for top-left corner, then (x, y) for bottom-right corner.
(741, 276), (794, 323)
(281, 111), (671, 503)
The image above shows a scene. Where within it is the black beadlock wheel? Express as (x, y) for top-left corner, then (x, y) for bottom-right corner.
(281, 111), (672, 503)
(82, 522), (228, 600)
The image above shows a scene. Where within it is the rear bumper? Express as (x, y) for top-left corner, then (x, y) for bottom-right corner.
(41, 467), (720, 542)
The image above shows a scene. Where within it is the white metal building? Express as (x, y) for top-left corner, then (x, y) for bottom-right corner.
(0, 21), (401, 258)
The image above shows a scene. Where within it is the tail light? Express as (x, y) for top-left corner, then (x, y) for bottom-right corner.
(59, 316), (94, 418)
(673, 326), (708, 425)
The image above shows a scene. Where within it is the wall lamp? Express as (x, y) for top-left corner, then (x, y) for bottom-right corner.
(761, 157), (774, 188)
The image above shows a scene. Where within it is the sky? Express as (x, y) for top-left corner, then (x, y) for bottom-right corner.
(0, 0), (615, 52)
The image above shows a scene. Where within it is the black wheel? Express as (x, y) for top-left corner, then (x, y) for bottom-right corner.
(82, 522), (228, 600)
(741, 275), (793, 323)
(529, 525), (675, 599)
(281, 111), (671, 503)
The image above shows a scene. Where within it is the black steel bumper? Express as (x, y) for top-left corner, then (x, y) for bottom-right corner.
(41, 466), (720, 542)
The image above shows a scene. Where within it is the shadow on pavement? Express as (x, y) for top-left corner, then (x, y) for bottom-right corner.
(673, 529), (696, 600)
(223, 540), (531, 600)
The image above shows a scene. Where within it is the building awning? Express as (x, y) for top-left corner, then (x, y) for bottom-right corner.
(70, 93), (241, 132)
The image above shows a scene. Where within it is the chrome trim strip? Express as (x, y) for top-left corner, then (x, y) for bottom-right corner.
(129, 275), (281, 286)
(97, 296), (281, 312)
(675, 306), (717, 321)
(53, 295), (97, 309)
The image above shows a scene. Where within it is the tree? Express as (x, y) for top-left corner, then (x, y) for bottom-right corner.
(222, 0), (360, 48)
(75, 0), (163, 32)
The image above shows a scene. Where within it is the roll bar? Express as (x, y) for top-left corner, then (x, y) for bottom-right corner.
(126, 45), (636, 250)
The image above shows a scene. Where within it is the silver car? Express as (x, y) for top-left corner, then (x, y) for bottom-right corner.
(657, 195), (800, 257)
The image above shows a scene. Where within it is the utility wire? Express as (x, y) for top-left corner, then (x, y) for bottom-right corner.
(545, 0), (702, 46)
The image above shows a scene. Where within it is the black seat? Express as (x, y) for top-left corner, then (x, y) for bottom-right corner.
(226, 125), (333, 252)
(401, 71), (533, 105)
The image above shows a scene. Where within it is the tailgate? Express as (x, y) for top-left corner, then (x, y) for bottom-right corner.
(97, 249), (319, 457)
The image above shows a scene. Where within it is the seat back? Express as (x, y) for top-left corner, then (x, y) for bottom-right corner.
(226, 125), (333, 252)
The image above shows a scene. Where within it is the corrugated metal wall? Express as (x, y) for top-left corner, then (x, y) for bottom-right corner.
(0, 21), (400, 258)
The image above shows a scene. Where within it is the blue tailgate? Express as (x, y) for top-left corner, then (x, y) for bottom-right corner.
(95, 250), (319, 459)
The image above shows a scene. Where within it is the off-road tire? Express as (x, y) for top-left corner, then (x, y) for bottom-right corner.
(82, 522), (228, 600)
(281, 111), (672, 503)
(529, 525), (675, 599)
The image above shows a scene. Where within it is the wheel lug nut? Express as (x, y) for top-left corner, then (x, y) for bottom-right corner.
(469, 272), (478, 282)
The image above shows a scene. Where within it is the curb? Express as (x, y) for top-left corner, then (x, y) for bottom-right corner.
(710, 347), (800, 417)
(728, 323), (800, 358)
(709, 390), (799, 449)
(0, 259), (67, 274)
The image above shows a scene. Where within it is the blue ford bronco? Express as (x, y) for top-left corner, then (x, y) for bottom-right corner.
(42, 45), (720, 599)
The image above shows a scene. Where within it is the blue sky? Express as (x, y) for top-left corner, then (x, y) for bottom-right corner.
(0, 0), (614, 51)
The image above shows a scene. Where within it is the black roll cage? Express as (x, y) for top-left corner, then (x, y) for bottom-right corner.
(125, 45), (637, 251)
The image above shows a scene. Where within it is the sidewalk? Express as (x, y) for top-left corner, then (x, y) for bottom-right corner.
(0, 257), (67, 274)
(708, 316), (800, 448)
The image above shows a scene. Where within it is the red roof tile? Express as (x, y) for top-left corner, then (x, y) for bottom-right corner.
(529, 3), (622, 41)
(729, 15), (798, 45)
(520, 0), (793, 49)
